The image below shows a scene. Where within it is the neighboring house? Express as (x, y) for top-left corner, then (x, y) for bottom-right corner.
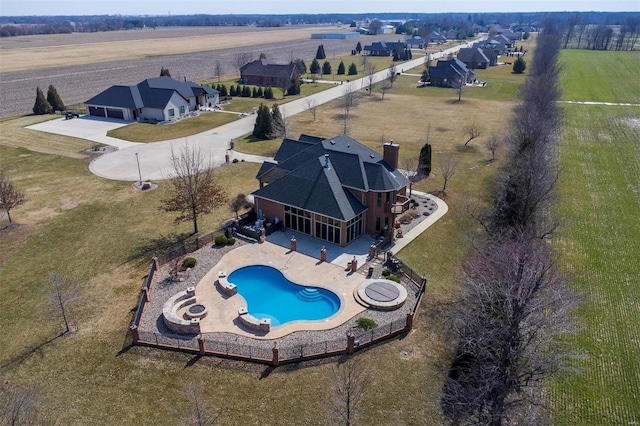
(85, 76), (218, 122)
(428, 58), (475, 87)
(405, 36), (425, 49)
(456, 47), (491, 69)
(470, 43), (499, 66)
(252, 134), (411, 247)
(487, 34), (514, 52)
(240, 59), (300, 86)
(363, 41), (407, 57)
(499, 30), (523, 42)
(426, 31), (447, 44)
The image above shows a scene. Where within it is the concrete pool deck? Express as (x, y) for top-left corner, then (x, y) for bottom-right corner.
(194, 242), (368, 339)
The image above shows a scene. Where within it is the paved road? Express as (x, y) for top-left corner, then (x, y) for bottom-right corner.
(32, 39), (481, 182)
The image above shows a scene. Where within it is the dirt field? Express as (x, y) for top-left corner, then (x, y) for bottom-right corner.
(0, 26), (403, 118)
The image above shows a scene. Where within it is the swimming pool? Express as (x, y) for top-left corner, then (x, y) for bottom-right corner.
(227, 265), (341, 326)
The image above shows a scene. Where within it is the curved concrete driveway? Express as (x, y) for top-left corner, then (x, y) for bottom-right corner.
(33, 39), (481, 181)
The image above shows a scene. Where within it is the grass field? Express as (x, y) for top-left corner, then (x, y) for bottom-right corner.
(549, 50), (640, 424)
(0, 39), (528, 424)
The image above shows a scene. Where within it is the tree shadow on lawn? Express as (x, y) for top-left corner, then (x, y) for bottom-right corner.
(127, 232), (193, 264)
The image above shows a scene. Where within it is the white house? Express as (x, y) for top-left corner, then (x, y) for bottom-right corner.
(85, 77), (219, 122)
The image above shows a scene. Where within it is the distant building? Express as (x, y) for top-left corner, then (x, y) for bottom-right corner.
(311, 32), (360, 40)
(363, 41), (407, 57)
(240, 59), (301, 86)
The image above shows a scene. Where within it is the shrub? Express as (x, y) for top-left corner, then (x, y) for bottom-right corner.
(224, 228), (232, 238)
(423, 212), (431, 216)
(214, 235), (228, 246)
(387, 274), (401, 283)
(226, 237), (236, 245)
(382, 268), (391, 276)
(232, 158), (239, 163)
(182, 257), (197, 268)
(356, 317), (377, 330)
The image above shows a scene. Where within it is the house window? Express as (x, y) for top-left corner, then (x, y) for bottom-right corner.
(284, 205), (311, 236)
(386, 192), (391, 203)
(179, 106), (185, 115)
(376, 193), (382, 207)
(375, 217), (381, 231)
(168, 108), (175, 118)
(346, 213), (363, 244)
(314, 213), (342, 245)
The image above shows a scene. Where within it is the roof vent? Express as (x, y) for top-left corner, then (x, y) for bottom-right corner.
(324, 154), (330, 169)
(330, 140), (336, 145)
(370, 154), (375, 159)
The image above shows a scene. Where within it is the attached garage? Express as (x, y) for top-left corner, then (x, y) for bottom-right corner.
(106, 108), (124, 119)
(88, 106), (106, 117)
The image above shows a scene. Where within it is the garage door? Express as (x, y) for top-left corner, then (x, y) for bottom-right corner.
(88, 106), (106, 117)
(106, 108), (124, 119)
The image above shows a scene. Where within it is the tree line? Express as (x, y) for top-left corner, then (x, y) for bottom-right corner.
(561, 15), (640, 50)
(440, 19), (580, 425)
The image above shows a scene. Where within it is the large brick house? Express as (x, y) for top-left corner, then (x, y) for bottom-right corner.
(428, 58), (476, 87)
(85, 77), (218, 122)
(252, 135), (411, 247)
(363, 41), (407, 57)
(239, 59), (300, 86)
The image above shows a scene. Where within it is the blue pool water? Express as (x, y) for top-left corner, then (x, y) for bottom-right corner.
(227, 265), (341, 326)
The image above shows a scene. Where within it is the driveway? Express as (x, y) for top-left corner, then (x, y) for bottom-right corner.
(27, 38), (482, 182)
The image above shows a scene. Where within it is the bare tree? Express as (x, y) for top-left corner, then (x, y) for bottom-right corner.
(276, 74), (290, 98)
(49, 272), (78, 335)
(364, 63), (376, 95)
(438, 153), (459, 193)
(380, 83), (391, 100)
(386, 62), (398, 88)
(368, 19), (383, 35)
(230, 193), (249, 219)
(160, 144), (228, 235)
(464, 123), (482, 146)
(340, 83), (357, 135)
(441, 236), (578, 425)
(232, 52), (253, 77)
(400, 158), (419, 196)
(452, 77), (466, 102)
(304, 97), (318, 122)
(213, 60), (223, 83)
(184, 382), (220, 426)
(327, 358), (370, 426)
(0, 383), (49, 425)
(0, 168), (26, 225)
(484, 134), (502, 161)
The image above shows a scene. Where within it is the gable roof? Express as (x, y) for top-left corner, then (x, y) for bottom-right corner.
(429, 58), (475, 81)
(86, 76), (217, 110)
(363, 41), (406, 53)
(456, 47), (490, 64)
(240, 59), (298, 80)
(253, 135), (409, 221)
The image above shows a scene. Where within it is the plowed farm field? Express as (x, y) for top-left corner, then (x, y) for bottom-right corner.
(0, 26), (401, 118)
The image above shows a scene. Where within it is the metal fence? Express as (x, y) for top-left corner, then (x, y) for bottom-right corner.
(156, 231), (219, 265)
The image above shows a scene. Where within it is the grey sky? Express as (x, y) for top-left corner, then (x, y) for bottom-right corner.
(0, 0), (638, 16)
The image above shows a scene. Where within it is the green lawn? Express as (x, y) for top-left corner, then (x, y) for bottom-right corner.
(559, 50), (640, 103)
(548, 50), (640, 424)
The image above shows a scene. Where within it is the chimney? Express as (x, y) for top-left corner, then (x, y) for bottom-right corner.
(383, 139), (399, 170)
(324, 154), (330, 169)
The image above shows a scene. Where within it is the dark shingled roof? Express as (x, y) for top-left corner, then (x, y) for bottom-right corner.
(253, 134), (409, 220)
(85, 76), (218, 110)
(240, 59), (298, 80)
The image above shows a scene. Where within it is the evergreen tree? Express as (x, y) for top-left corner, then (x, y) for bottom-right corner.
(229, 85), (236, 96)
(356, 41), (362, 54)
(337, 61), (346, 75)
(421, 68), (430, 83)
(393, 51), (400, 61)
(348, 63), (358, 75)
(419, 143), (432, 175)
(243, 86), (251, 97)
(315, 44), (326, 60)
(252, 87), (259, 98)
(219, 84), (228, 96)
(322, 61), (332, 75)
(46, 85), (65, 112)
(513, 56), (527, 74)
(257, 87), (264, 97)
(252, 103), (273, 140)
(160, 67), (171, 77)
(310, 58), (321, 74)
(236, 84), (242, 96)
(264, 87), (274, 99)
(291, 58), (307, 74)
(287, 77), (301, 95)
(32, 86), (52, 115)
(523, 31), (530, 40)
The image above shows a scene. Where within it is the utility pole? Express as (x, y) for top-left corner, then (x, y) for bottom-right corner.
(135, 152), (142, 185)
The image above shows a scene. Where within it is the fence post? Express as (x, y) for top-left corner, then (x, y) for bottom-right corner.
(272, 343), (280, 366)
(152, 256), (159, 271)
(130, 325), (139, 344)
(198, 336), (205, 355)
(405, 312), (414, 330)
(347, 332), (355, 354)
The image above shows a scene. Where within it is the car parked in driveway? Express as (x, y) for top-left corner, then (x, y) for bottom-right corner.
(65, 110), (80, 119)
